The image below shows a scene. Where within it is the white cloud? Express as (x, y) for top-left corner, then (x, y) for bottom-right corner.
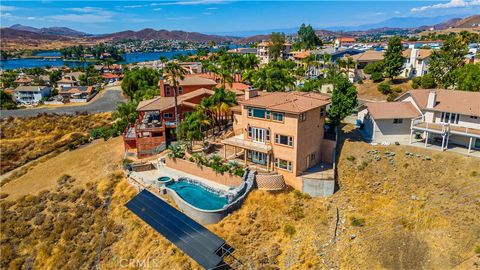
(48, 14), (112, 23)
(158, 0), (230, 6)
(411, 0), (480, 12)
(394, 11), (401, 14)
(0, 5), (16, 11)
(65, 7), (103, 13)
(206, 7), (219, 10)
(154, 8), (163, 11)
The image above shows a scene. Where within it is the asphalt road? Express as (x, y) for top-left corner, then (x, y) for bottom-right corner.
(0, 86), (127, 118)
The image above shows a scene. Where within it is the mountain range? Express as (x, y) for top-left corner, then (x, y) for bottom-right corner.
(1, 14), (479, 50)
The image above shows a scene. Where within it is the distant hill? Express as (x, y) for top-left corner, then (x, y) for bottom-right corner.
(0, 28), (69, 41)
(8, 24), (87, 37)
(94, 28), (240, 43)
(451, 15), (480, 28)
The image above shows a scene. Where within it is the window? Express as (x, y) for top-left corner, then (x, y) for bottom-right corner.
(272, 112), (284, 122)
(163, 113), (173, 118)
(275, 158), (292, 171)
(247, 126), (252, 138)
(470, 115), (478, 119)
(299, 113), (306, 121)
(165, 86), (171, 96)
(178, 86), (183, 94)
(393, 118), (403, 124)
(266, 111), (271, 120)
(441, 112), (459, 124)
(320, 107), (325, 117)
(275, 134), (293, 146)
(248, 107), (270, 119)
(248, 107), (253, 117)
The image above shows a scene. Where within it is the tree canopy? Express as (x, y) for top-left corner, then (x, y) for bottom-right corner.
(328, 73), (358, 128)
(383, 37), (404, 79)
(429, 34), (469, 88)
(293, 23), (322, 50)
(268, 32), (286, 60)
(121, 67), (161, 100)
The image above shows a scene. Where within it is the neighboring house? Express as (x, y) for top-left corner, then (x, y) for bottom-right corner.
(334, 37), (356, 48)
(102, 73), (122, 83)
(401, 48), (432, 78)
(357, 89), (480, 154)
(123, 88), (215, 158)
(57, 72), (83, 88)
(350, 50), (384, 69)
(59, 86), (95, 102)
(13, 86), (51, 105)
(222, 90), (332, 190)
(256, 41), (292, 65)
(158, 75), (217, 97)
(178, 62), (203, 74)
(13, 76), (33, 86)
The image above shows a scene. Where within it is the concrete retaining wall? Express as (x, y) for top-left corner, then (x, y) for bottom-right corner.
(165, 157), (243, 187)
(302, 178), (335, 197)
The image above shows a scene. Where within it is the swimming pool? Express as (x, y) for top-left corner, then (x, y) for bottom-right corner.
(158, 176), (173, 182)
(165, 180), (228, 210)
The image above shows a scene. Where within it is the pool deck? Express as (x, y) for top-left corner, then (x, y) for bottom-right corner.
(131, 164), (230, 191)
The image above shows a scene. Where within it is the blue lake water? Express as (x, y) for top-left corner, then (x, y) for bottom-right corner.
(166, 180), (228, 210)
(0, 50), (197, 70)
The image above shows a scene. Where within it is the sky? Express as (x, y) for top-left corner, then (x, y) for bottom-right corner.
(0, 0), (479, 35)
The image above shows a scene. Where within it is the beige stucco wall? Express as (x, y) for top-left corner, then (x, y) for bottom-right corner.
(372, 118), (413, 143)
(432, 112), (480, 129)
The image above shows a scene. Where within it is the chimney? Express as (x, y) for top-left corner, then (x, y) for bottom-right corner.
(245, 88), (258, 100)
(427, 90), (436, 109)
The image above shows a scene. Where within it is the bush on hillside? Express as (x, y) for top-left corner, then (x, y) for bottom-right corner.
(378, 82), (392, 95)
(371, 72), (384, 82)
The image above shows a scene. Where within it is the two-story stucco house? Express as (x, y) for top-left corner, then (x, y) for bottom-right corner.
(13, 85), (51, 105)
(222, 89), (332, 190)
(401, 48), (432, 78)
(256, 41), (292, 65)
(357, 89), (480, 154)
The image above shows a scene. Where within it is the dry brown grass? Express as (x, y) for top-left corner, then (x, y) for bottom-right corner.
(1, 136), (124, 200)
(355, 79), (412, 101)
(2, 119), (479, 269)
(0, 113), (112, 176)
(102, 137), (479, 269)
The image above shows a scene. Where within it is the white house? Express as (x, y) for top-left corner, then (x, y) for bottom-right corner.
(256, 41), (292, 65)
(334, 37), (356, 48)
(358, 89), (480, 154)
(401, 48), (432, 78)
(13, 86), (51, 105)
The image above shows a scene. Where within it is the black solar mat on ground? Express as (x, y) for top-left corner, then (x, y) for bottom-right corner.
(125, 190), (226, 269)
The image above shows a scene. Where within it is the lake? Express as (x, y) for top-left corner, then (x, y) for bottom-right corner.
(0, 49), (198, 70)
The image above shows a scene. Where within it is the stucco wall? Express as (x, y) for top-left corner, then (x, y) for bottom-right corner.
(165, 157), (243, 187)
(373, 118), (413, 143)
(320, 139), (336, 164)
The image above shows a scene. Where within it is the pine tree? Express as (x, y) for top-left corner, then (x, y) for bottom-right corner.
(383, 37), (404, 79)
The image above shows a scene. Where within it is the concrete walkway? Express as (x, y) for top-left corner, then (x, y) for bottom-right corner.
(409, 140), (480, 158)
(131, 163), (229, 191)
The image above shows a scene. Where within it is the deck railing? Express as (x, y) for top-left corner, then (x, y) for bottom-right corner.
(411, 116), (480, 137)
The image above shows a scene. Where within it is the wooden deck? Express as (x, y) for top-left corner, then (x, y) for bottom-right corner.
(412, 122), (480, 137)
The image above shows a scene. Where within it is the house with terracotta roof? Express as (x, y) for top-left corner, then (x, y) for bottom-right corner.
(350, 50), (384, 68)
(57, 72), (83, 88)
(335, 37), (356, 48)
(123, 88), (216, 158)
(357, 89), (480, 154)
(13, 76), (33, 86)
(401, 48), (433, 78)
(59, 86), (95, 102)
(222, 90), (334, 191)
(158, 75), (217, 97)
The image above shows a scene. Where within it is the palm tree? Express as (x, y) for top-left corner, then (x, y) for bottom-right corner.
(163, 62), (186, 137)
(210, 87), (237, 129)
(178, 109), (212, 151)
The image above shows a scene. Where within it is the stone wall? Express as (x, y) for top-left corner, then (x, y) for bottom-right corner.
(256, 173), (286, 190)
(165, 157), (243, 187)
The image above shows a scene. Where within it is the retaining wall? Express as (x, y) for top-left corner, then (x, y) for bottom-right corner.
(165, 157), (243, 187)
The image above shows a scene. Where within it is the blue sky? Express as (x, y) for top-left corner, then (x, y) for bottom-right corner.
(1, 0), (479, 35)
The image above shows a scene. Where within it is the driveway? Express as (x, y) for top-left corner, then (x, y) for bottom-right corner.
(0, 86), (128, 118)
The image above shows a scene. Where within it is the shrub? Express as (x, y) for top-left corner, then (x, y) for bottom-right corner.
(350, 216), (366, 227)
(283, 224), (296, 236)
(371, 72), (384, 82)
(346, 155), (356, 162)
(293, 190), (311, 200)
(288, 202), (305, 221)
(67, 143), (77, 150)
(387, 92), (399, 102)
(411, 77), (422, 89)
(470, 171), (478, 177)
(420, 73), (436, 89)
(475, 244), (480, 254)
(357, 161), (369, 171)
(364, 61), (384, 75)
(378, 82), (392, 95)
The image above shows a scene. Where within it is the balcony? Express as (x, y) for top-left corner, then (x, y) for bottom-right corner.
(411, 116), (480, 138)
(221, 135), (272, 153)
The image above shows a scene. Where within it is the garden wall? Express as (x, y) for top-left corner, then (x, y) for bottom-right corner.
(165, 157), (243, 187)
